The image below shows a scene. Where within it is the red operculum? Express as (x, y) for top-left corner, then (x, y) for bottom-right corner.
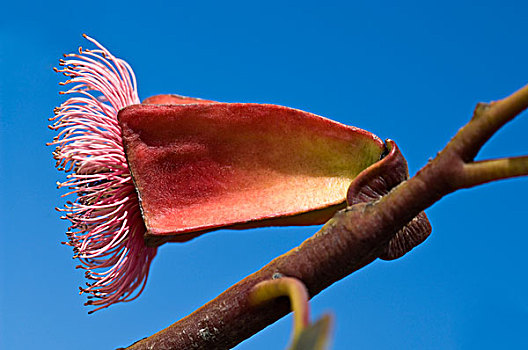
(119, 103), (385, 245)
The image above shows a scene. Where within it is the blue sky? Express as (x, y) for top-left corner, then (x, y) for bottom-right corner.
(1, 1), (528, 349)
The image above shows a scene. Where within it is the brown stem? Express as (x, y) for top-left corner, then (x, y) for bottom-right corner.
(125, 83), (528, 350)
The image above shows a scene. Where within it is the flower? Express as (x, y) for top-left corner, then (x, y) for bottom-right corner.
(49, 35), (391, 313)
(49, 35), (156, 313)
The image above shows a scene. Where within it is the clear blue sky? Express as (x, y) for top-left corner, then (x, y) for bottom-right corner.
(1, 1), (528, 349)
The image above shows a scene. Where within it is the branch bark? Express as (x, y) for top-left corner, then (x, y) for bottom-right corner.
(125, 84), (528, 350)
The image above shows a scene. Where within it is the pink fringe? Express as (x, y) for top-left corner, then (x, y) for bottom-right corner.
(49, 35), (157, 313)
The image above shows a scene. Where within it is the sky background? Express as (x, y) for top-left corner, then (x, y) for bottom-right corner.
(1, 1), (528, 349)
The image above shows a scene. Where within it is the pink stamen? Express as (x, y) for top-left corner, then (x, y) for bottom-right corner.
(49, 35), (157, 313)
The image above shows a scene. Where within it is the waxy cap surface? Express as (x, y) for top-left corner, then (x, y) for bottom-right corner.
(119, 102), (385, 244)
